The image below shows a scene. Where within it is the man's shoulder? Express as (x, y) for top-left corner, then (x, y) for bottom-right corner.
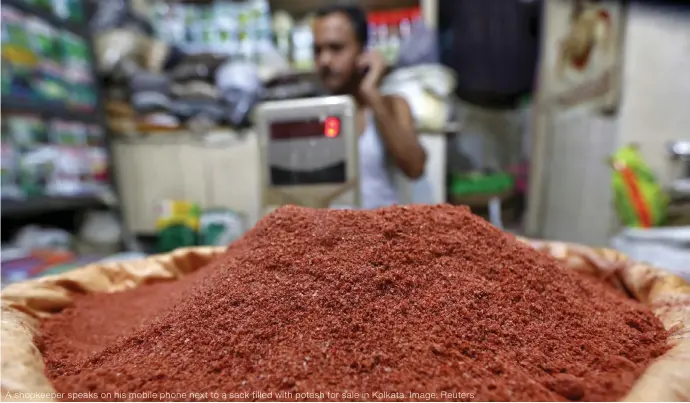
(381, 93), (413, 115)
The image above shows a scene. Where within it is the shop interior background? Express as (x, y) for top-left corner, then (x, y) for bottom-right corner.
(1, 0), (689, 284)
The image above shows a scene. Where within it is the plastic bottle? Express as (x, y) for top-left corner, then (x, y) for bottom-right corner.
(386, 11), (401, 64)
(237, 4), (252, 61)
(291, 23), (313, 71)
(367, 13), (379, 50)
(255, 1), (273, 60)
(375, 13), (389, 55)
(226, 4), (240, 58)
(399, 8), (412, 42)
(272, 11), (294, 60)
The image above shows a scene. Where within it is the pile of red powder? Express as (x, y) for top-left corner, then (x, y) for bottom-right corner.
(40, 205), (669, 401)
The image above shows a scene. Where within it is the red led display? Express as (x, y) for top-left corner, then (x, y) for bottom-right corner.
(269, 117), (342, 140)
(324, 117), (340, 138)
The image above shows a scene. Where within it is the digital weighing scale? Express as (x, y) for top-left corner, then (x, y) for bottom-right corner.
(255, 96), (360, 213)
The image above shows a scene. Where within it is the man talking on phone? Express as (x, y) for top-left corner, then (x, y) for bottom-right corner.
(313, 4), (429, 209)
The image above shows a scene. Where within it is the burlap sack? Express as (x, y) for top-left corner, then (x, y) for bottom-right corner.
(1, 241), (688, 402)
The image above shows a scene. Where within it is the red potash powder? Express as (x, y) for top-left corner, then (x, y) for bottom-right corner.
(39, 205), (669, 402)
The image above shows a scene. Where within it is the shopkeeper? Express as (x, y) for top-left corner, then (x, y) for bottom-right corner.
(313, 5), (432, 209)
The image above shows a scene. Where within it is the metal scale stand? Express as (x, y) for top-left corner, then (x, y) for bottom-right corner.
(669, 140), (690, 199)
(255, 96), (360, 214)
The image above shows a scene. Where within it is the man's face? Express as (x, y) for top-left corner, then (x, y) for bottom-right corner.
(313, 12), (362, 94)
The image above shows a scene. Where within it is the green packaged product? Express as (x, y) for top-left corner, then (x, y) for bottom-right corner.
(27, 18), (65, 101)
(2, 5), (34, 97)
(156, 201), (201, 253)
(19, 146), (54, 197)
(52, 0), (84, 23)
(31, 0), (54, 12)
(27, 18), (60, 64)
(50, 120), (86, 146)
(451, 172), (514, 197)
(610, 144), (669, 228)
(1, 143), (24, 199)
(60, 32), (89, 70)
(64, 68), (96, 109)
(68, 0), (84, 22)
(8, 115), (48, 149)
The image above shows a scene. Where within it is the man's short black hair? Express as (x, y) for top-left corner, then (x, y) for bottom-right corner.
(315, 4), (369, 47)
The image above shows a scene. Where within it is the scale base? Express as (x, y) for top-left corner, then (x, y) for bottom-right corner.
(261, 183), (360, 216)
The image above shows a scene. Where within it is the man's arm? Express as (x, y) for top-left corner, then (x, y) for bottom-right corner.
(367, 92), (427, 179)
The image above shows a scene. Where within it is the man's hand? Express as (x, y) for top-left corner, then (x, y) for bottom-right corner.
(357, 50), (426, 179)
(357, 50), (387, 102)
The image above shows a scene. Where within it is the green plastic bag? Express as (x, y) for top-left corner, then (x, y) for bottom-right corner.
(610, 144), (668, 228)
(199, 208), (246, 246)
(155, 201), (201, 253)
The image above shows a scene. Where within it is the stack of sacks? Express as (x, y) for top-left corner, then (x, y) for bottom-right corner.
(169, 54), (227, 128)
(129, 71), (178, 130)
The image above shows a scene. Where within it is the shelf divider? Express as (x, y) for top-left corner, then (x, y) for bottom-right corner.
(1, 196), (105, 218)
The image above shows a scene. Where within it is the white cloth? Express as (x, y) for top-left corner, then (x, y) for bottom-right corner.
(610, 226), (690, 281)
(359, 112), (435, 209)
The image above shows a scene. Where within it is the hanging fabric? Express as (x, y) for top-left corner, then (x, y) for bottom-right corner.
(440, 0), (543, 109)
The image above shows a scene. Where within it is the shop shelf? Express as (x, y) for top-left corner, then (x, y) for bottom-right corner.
(1, 196), (105, 218)
(2, 97), (98, 123)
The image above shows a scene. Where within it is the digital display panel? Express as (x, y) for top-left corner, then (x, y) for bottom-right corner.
(268, 117), (346, 186)
(269, 117), (341, 140)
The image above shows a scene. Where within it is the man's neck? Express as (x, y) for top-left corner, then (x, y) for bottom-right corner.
(338, 79), (367, 107)
(353, 92), (368, 108)
(348, 85), (367, 108)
